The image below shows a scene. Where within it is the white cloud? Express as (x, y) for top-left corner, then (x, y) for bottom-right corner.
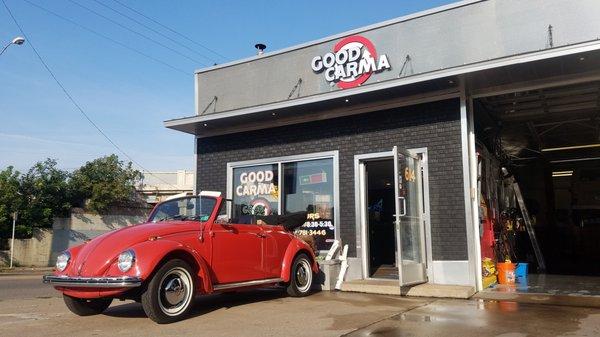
(0, 132), (103, 148)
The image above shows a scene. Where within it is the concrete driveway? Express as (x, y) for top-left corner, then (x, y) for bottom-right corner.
(0, 274), (429, 337)
(1, 274), (599, 337)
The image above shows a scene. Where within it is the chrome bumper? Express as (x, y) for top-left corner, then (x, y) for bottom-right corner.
(42, 275), (142, 288)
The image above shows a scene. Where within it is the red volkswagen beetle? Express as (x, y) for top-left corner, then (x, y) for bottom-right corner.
(43, 191), (318, 324)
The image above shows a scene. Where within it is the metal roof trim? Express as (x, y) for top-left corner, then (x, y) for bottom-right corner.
(167, 39), (600, 128)
(194, 0), (484, 74)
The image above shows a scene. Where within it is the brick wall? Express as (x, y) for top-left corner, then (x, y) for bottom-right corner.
(197, 99), (468, 260)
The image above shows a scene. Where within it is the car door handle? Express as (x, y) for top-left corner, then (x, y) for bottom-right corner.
(254, 233), (266, 238)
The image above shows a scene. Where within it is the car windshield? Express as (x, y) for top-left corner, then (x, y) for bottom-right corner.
(148, 196), (218, 223)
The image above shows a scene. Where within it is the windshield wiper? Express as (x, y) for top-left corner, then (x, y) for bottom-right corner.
(156, 214), (208, 222)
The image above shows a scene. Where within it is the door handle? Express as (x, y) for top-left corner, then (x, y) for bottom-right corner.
(399, 197), (407, 216)
(254, 232), (266, 238)
(222, 225), (235, 233)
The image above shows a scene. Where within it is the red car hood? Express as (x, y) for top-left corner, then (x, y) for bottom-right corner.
(69, 221), (201, 277)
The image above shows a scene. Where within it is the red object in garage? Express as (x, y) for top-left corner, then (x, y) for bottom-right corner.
(480, 197), (496, 260)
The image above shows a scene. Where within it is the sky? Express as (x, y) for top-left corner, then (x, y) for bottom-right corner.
(0, 0), (455, 173)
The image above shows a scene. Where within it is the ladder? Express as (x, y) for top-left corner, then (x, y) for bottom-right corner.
(510, 178), (546, 272)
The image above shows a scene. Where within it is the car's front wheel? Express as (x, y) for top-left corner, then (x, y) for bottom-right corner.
(286, 253), (314, 297)
(63, 294), (112, 316)
(141, 259), (196, 324)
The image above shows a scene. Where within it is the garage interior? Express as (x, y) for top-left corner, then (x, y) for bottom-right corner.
(474, 79), (600, 296)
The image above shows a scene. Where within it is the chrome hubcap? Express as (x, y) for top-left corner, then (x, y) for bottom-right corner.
(297, 266), (307, 286)
(164, 277), (185, 306)
(158, 267), (193, 316)
(295, 259), (312, 292)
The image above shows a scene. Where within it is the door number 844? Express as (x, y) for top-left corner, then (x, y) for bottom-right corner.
(404, 167), (416, 182)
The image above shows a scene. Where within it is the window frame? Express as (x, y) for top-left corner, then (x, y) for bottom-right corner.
(226, 151), (340, 252)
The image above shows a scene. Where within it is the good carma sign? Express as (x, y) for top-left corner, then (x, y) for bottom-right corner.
(311, 35), (391, 89)
(235, 170), (276, 197)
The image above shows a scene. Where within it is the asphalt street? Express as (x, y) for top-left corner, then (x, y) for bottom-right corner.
(0, 274), (599, 337)
(0, 274), (57, 301)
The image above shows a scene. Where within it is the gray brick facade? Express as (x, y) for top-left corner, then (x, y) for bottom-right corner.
(196, 99), (468, 260)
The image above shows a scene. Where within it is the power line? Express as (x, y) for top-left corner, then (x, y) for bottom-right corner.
(22, 0), (189, 75)
(1, 0), (180, 190)
(90, 0), (218, 65)
(111, 0), (228, 62)
(67, 0), (207, 66)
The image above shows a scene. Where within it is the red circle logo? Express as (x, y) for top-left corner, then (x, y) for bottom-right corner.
(311, 35), (390, 90)
(333, 35), (377, 89)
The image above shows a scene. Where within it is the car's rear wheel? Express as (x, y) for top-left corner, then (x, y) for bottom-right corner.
(141, 259), (196, 324)
(63, 294), (112, 316)
(286, 253), (314, 297)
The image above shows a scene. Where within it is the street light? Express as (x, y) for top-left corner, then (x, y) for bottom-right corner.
(0, 36), (25, 56)
(9, 211), (17, 269)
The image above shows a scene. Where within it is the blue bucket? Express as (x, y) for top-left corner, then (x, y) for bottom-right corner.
(515, 263), (528, 282)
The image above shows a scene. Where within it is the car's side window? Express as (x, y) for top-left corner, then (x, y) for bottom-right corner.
(212, 200), (227, 224)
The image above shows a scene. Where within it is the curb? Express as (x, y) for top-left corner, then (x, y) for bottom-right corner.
(0, 268), (54, 276)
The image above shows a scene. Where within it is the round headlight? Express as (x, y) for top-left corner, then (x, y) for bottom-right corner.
(118, 250), (135, 272)
(56, 251), (70, 272)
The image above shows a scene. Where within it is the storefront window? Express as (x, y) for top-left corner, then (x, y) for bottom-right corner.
(230, 155), (337, 251)
(232, 164), (279, 220)
(283, 158), (334, 251)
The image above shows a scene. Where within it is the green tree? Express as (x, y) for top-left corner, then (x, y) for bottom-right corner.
(70, 154), (143, 213)
(18, 159), (71, 237)
(0, 166), (23, 238)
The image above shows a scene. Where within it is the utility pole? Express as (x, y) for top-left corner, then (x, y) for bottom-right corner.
(9, 211), (17, 269)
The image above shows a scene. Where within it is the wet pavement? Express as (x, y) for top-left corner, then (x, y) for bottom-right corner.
(476, 274), (600, 309)
(345, 299), (600, 337)
(488, 274), (600, 297)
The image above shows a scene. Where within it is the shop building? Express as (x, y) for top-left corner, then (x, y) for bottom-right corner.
(165, 0), (600, 295)
(137, 170), (195, 204)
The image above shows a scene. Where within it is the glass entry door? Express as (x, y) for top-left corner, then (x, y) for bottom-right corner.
(393, 146), (427, 286)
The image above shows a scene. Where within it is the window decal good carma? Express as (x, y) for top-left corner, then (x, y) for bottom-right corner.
(311, 35), (391, 89)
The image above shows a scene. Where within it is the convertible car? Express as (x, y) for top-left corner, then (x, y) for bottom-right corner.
(43, 191), (318, 324)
